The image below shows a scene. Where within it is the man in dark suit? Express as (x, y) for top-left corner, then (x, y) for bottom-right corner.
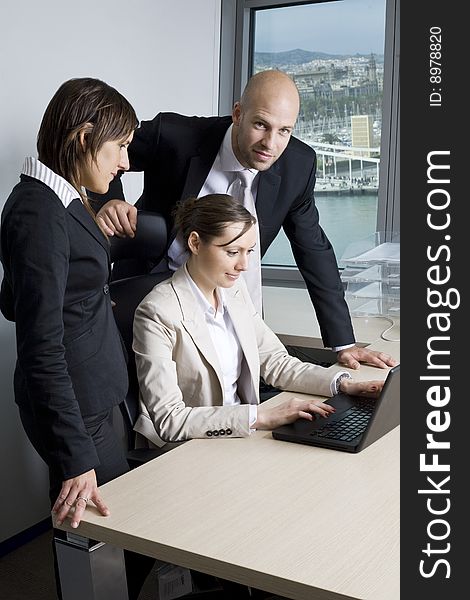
(95, 70), (395, 370)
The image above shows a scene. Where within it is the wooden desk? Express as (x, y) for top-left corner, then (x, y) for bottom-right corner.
(55, 337), (399, 600)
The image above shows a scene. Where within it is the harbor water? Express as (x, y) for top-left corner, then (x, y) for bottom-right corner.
(262, 193), (378, 267)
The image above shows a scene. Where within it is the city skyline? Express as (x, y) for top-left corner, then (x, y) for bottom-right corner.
(254, 0), (386, 56)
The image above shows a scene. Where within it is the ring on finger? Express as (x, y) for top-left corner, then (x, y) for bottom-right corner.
(76, 496), (89, 504)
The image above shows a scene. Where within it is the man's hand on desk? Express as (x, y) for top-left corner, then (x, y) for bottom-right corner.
(340, 378), (384, 399)
(337, 345), (397, 370)
(96, 199), (137, 238)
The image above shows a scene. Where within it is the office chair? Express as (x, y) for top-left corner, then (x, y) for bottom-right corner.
(110, 208), (169, 280)
(110, 211), (174, 466)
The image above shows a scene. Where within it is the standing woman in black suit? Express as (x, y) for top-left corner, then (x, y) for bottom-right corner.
(0, 78), (151, 598)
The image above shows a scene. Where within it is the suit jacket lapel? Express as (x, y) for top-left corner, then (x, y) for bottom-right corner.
(179, 119), (232, 203)
(224, 285), (259, 392)
(68, 199), (111, 258)
(179, 155), (214, 204)
(171, 269), (225, 394)
(256, 169), (281, 256)
(256, 169), (281, 252)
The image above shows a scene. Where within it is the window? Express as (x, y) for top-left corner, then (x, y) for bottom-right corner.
(220, 0), (399, 279)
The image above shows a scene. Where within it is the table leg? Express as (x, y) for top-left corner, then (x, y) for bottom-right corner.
(54, 532), (129, 600)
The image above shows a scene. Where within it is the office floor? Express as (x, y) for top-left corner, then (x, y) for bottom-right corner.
(0, 530), (285, 600)
(0, 529), (58, 600)
(0, 529), (156, 600)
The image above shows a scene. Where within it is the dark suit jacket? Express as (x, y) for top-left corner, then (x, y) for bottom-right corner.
(95, 112), (354, 348)
(0, 176), (128, 480)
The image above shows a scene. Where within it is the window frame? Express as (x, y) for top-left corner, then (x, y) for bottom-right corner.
(219, 0), (400, 286)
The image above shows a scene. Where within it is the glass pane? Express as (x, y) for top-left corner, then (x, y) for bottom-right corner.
(252, 0), (387, 268)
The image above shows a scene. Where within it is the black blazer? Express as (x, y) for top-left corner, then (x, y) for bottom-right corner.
(95, 112), (354, 348)
(0, 176), (128, 480)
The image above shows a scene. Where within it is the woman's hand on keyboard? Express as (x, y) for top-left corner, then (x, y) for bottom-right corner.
(254, 397), (336, 430)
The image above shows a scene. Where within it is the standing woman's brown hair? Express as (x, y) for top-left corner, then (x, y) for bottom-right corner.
(37, 77), (138, 219)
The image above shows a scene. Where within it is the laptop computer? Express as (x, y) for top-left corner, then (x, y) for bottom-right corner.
(271, 364), (400, 453)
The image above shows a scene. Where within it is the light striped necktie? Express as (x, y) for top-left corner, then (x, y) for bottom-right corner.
(235, 169), (263, 314)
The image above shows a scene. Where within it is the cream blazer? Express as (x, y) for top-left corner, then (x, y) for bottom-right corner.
(133, 267), (342, 446)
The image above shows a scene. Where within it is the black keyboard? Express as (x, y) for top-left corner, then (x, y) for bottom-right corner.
(312, 399), (376, 442)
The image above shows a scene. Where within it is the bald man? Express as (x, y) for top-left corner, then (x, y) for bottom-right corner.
(94, 70), (395, 370)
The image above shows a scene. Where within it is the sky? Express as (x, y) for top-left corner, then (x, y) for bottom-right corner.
(254, 0), (387, 55)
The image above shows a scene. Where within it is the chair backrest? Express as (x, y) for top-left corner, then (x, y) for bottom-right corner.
(109, 211), (172, 446)
(110, 210), (169, 280)
(111, 271), (171, 439)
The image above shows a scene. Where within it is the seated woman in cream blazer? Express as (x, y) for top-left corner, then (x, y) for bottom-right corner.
(133, 195), (384, 446)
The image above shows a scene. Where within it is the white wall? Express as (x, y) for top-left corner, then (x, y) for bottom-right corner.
(0, 0), (221, 543)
